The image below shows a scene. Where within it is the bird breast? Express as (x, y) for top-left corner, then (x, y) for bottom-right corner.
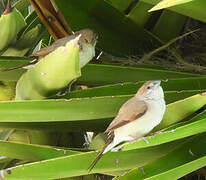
(114, 98), (166, 141)
(79, 44), (95, 68)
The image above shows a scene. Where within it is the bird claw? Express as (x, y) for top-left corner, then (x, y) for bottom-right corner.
(129, 136), (149, 144)
(111, 144), (125, 152)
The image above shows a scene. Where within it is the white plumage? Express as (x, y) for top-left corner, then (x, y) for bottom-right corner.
(89, 80), (166, 171)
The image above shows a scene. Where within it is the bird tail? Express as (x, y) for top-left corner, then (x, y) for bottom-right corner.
(3, 59), (37, 71)
(88, 134), (114, 172)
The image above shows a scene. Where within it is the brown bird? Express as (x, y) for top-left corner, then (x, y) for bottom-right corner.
(88, 80), (166, 171)
(5, 29), (97, 70)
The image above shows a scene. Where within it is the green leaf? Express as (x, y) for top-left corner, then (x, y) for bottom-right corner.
(0, 97), (127, 131)
(114, 134), (206, 180)
(156, 93), (206, 130)
(13, 0), (30, 17)
(15, 36), (81, 100)
(79, 64), (202, 86)
(0, 94), (205, 131)
(152, 10), (186, 42)
(141, 0), (206, 23)
(0, 84), (15, 101)
(63, 77), (206, 104)
(55, 0), (161, 56)
(106, 0), (134, 12)
(127, 1), (154, 27)
(2, 139), (187, 179)
(66, 89), (204, 105)
(2, 24), (45, 57)
(0, 8), (26, 51)
(149, 0), (194, 12)
(0, 129), (14, 141)
(7, 130), (54, 145)
(0, 157), (14, 170)
(24, 10), (43, 35)
(148, 156), (206, 180)
(0, 140), (80, 161)
(0, 57), (201, 83)
(0, 56), (27, 81)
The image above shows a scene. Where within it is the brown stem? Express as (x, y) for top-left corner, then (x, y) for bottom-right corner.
(2, 0), (12, 15)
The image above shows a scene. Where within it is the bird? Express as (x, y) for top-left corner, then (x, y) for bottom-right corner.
(88, 80), (166, 171)
(5, 29), (98, 70)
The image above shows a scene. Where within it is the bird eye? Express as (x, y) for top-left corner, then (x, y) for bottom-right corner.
(147, 86), (151, 90)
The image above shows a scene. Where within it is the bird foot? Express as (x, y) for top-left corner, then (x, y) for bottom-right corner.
(129, 136), (149, 144)
(111, 144), (125, 152)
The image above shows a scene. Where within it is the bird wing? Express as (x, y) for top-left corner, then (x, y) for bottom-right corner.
(105, 98), (147, 133)
(4, 36), (76, 71)
(3, 59), (38, 71)
(31, 46), (55, 58)
(31, 35), (76, 58)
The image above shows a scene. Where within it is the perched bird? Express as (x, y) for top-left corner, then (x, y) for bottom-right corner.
(88, 80), (166, 171)
(5, 29), (97, 70)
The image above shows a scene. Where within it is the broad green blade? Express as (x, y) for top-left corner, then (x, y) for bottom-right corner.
(0, 57), (201, 83)
(2, 139), (187, 179)
(79, 64), (201, 86)
(0, 140), (80, 161)
(55, 0), (161, 56)
(147, 156), (206, 180)
(65, 90), (205, 105)
(0, 56), (28, 81)
(149, 0), (194, 12)
(152, 10), (186, 42)
(155, 94), (206, 130)
(106, 0), (134, 12)
(63, 77), (206, 103)
(2, 25), (45, 57)
(0, 94), (205, 131)
(0, 8), (26, 51)
(127, 1), (154, 27)
(114, 134), (206, 180)
(15, 36), (81, 100)
(141, 0), (206, 23)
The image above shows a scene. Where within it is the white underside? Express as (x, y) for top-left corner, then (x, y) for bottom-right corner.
(103, 98), (166, 154)
(79, 44), (95, 68)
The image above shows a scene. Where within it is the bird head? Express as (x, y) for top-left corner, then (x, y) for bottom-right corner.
(76, 29), (98, 47)
(136, 80), (164, 100)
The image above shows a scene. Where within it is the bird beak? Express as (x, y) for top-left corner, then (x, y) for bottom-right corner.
(152, 80), (161, 87)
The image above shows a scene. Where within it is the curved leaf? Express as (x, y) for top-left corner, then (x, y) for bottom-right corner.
(0, 94), (205, 132)
(1, 139), (186, 179)
(142, 0), (206, 23)
(149, 0), (194, 12)
(15, 37), (80, 100)
(55, 0), (161, 56)
(114, 134), (206, 180)
(0, 57), (201, 83)
(0, 140), (80, 161)
(63, 77), (206, 103)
